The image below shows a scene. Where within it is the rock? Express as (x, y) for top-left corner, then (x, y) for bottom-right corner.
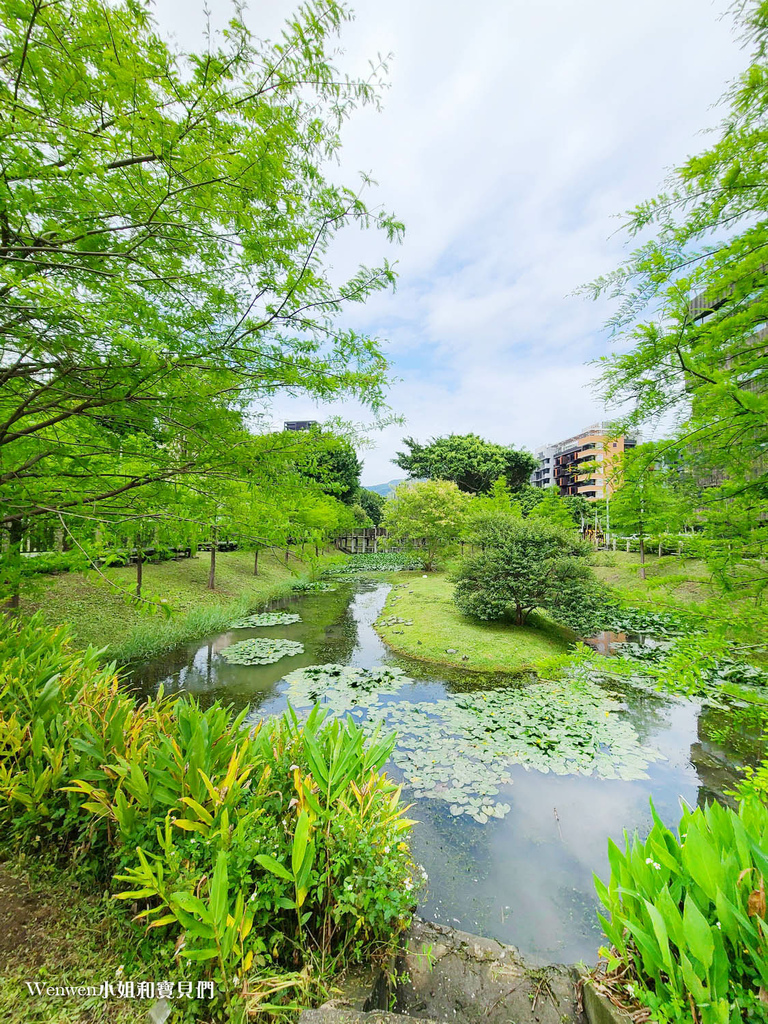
(446, 648), (458, 654)
(461, 655), (469, 661)
(299, 1004), (439, 1024)
(581, 981), (634, 1024)
(396, 918), (583, 1024)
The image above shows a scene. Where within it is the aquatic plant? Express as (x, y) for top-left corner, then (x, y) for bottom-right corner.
(278, 664), (664, 822)
(281, 664), (409, 712)
(229, 612), (302, 628)
(291, 581), (337, 593)
(220, 637), (304, 664)
(594, 797), (768, 1023)
(383, 679), (663, 821)
(325, 552), (422, 575)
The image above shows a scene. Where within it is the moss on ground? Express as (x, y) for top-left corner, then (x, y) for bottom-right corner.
(20, 547), (346, 663)
(374, 572), (574, 675)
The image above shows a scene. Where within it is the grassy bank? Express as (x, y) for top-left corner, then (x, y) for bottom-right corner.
(20, 547), (346, 663)
(592, 549), (713, 605)
(374, 572), (574, 674)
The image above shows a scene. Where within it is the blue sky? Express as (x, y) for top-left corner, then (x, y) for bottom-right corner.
(155, 0), (747, 485)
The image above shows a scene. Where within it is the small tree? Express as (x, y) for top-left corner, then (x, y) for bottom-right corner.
(529, 487), (576, 530)
(383, 480), (470, 570)
(608, 445), (681, 579)
(453, 516), (608, 634)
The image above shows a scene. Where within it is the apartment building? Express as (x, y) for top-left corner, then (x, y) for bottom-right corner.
(530, 423), (638, 500)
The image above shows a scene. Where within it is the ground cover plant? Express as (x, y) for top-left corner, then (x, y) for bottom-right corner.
(219, 637), (304, 665)
(0, 616), (417, 1022)
(592, 796), (768, 1023)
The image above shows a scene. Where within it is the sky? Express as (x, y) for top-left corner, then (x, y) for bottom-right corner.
(154, 0), (748, 485)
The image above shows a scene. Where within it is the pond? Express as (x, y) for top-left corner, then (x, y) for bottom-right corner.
(128, 577), (767, 966)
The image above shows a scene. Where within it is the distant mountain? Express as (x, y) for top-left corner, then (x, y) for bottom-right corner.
(363, 478), (407, 497)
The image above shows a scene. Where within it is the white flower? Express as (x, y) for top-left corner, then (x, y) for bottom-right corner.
(383, 846), (390, 854)
(716, 921), (722, 929)
(403, 878), (413, 891)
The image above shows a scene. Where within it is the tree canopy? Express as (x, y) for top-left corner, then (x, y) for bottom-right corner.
(393, 434), (537, 494)
(0, 0), (401, 536)
(299, 432), (363, 505)
(382, 479), (470, 570)
(453, 515), (608, 632)
(589, 0), (768, 588)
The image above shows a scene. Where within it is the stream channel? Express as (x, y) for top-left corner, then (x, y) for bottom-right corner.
(128, 575), (767, 966)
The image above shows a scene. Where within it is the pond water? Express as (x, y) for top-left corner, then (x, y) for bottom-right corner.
(128, 577), (767, 966)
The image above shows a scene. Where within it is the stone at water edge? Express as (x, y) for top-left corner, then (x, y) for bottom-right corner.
(300, 1008), (441, 1024)
(397, 918), (583, 1024)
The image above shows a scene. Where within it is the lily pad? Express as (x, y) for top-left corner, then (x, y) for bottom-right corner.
(220, 637), (304, 665)
(272, 663), (665, 823)
(230, 612), (302, 628)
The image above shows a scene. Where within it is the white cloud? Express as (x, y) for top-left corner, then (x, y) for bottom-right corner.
(154, 0), (747, 485)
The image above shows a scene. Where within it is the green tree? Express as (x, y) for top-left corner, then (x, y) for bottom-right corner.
(0, 0), (401, 540)
(357, 488), (386, 525)
(514, 484), (545, 517)
(529, 487), (576, 530)
(300, 432), (363, 505)
(383, 480), (470, 571)
(453, 516), (608, 632)
(608, 445), (681, 578)
(588, 0), (768, 588)
(393, 435), (537, 494)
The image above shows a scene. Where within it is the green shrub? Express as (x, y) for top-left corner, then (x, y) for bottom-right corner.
(453, 515), (610, 633)
(0, 615), (417, 1020)
(18, 550), (88, 574)
(594, 798), (768, 1023)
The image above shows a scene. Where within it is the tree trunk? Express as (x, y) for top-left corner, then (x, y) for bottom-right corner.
(626, 539), (630, 553)
(4, 519), (23, 612)
(136, 546), (143, 598)
(285, 546), (290, 563)
(658, 540), (663, 558)
(639, 537), (646, 580)
(208, 534), (217, 590)
(253, 549), (259, 576)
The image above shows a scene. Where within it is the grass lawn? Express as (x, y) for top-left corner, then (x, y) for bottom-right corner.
(20, 547), (345, 664)
(592, 549), (714, 606)
(375, 572), (575, 674)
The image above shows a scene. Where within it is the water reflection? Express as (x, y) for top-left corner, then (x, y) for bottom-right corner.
(129, 578), (766, 965)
